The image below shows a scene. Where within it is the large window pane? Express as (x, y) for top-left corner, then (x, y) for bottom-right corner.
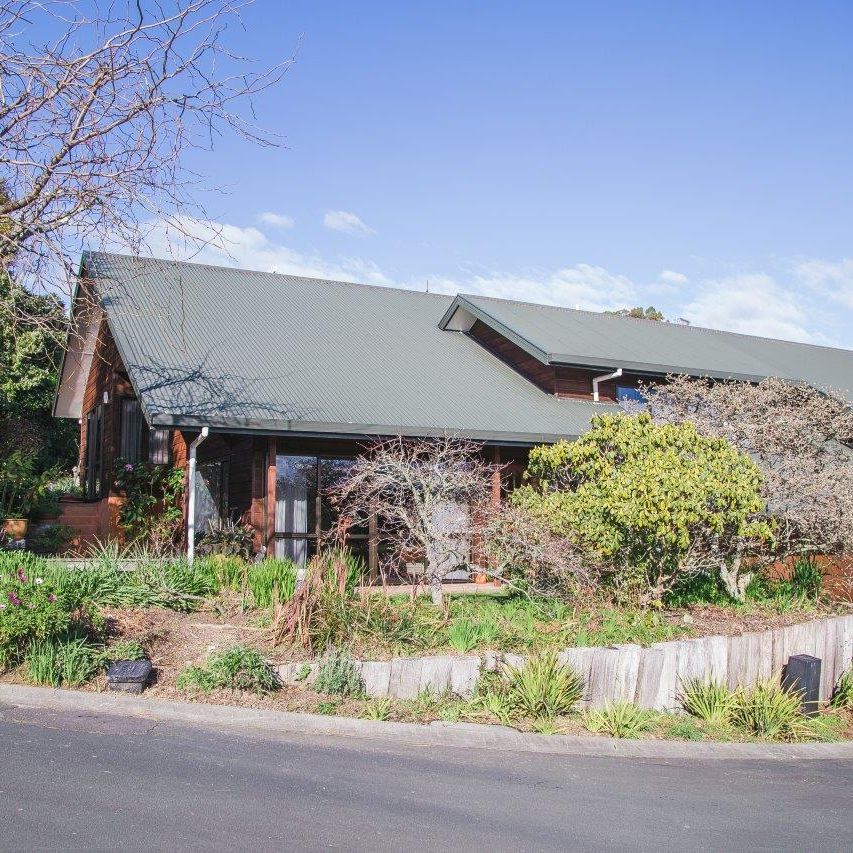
(274, 537), (316, 565)
(319, 457), (357, 531)
(195, 460), (228, 533)
(119, 398), (143, 463)
(275, 455), (317, 534)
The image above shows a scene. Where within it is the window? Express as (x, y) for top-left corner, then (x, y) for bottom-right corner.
(274, 455), (365, 565)
(616, 386), (646, 406)
(84, 404), (103, 499)
(119, 398), (144, 463)
(148, 428), (171, 465)
(120, 398), (171, 465)
(194, 459), (230, 534)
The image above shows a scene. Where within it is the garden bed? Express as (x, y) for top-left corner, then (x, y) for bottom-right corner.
(2, 551), (852, 744)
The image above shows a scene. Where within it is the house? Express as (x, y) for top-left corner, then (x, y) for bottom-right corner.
(54, 251), (853, 568)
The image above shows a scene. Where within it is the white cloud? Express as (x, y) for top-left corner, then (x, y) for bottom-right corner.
(792, 257), (853, 310)
(140, 215), (392, 286)
(459, 264), (638, 312)
(659, 269), (689, 285)
(323, 210), (375, 235)
(132, 215), (849, 346)
(257, 211), (295, 229)
(680, 273), (814, 342)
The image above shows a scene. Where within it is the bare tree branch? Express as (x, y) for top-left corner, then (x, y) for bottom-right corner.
(0, 0), (293, 328)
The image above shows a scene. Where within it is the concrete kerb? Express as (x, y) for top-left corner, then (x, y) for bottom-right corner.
(1, 683), (852, 761)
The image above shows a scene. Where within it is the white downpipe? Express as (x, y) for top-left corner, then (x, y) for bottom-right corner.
(592, 368), (623, 403)
(186, 427), (209, 565)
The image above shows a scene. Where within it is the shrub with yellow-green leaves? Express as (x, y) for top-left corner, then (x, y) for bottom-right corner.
(513, 413), (772, 603)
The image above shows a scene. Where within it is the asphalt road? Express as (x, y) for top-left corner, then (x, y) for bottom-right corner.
(1, 705), (851, 852)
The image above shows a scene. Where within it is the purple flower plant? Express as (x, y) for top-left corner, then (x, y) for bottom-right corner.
(7, 591), (21, 607)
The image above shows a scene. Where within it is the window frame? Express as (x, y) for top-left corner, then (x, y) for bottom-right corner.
(273, 454), (368, 554)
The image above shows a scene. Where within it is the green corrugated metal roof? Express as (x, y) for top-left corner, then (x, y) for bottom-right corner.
(83, 252), (614, 442)
(445, 294), (853, 398)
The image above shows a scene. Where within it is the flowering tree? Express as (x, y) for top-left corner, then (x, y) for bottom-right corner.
(642, 375), (853, 595)
(330, 436), (496, 605)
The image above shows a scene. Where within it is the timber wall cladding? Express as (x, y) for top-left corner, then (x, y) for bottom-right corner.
(276, 614), (853, 708)
(466, 319), (649, 401)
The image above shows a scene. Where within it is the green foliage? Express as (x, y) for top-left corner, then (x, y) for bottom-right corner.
(113, 461), (185, 552)
(316, 700), (340, 715)
(197, 519), (255, 560)
(314, 649), (364, 697)
(605, 306), (665, 321)
(0, 275), (77, 472)
(0, 450), (54, 518)
(0, 562), (94, 667)
(830, 667), (853, 710)
(516, 413), (771, 602)
(679, 679), (737, 725)
(28, 523), (76, 554)
(101, 639), (146, 662)
(362, 697), (392, 721)
(500, 650), (584, 719)
(247, 559), (297, 608)
(729, 679), (804, 739)
(786, 557), (823, 600)
(584, 702), (656, 738)
(294, 662), (311, 682)
(447, 618), (494, 652)
(176, 645), (279, 695)
(23, 634), (101, 687)
(659, 716), (706, 741)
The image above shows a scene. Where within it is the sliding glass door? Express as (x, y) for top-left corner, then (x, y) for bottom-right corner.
(274, 455), (368, 565)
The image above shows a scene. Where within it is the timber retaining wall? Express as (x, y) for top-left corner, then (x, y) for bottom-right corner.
(277, 614), (853, 711)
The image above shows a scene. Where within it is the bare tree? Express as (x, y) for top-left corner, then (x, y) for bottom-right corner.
(0, 0), (292, 324)
(642, 375), (853, 597)
(330, 436), (497, 605)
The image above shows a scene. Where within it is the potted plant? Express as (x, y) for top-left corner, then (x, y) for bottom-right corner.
(0, 451), (45, 540)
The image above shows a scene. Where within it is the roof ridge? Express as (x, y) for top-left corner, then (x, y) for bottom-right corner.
(84, 250), (451, 301)
(461, 292), (852, 355)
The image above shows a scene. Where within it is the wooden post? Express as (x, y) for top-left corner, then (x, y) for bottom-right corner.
(266, 437), (276, 556)
(491, 446), (502, 505)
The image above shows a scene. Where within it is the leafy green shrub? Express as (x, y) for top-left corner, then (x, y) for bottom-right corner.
(196, 519), (255, 560)
(362, 697), (392, 721)
(101, 639), (145, 663)
(729, 679), (803, 739)
(584, 702), (656, 738)
(23, 635), (101, 687)
(28, 523), (76, 555)
(248, 559), (297, 608)
(0, 563), (94, 667)
(787, 557), (823, 600)
(113, 461), (185, 552)
(680, 678), (737, 725)
(515, 413), (771, 603)
(502, 650), (584, 719)
(447, 619), (482, 653)
(830, 667), (853, 710)
(314, 649), (364, 697)
(176, 645), (279, 695)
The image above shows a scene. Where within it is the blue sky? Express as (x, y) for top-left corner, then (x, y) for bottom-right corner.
(151, 0), (853, 347)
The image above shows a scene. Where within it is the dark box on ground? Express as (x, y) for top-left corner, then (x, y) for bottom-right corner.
(782, 654), (821, 717)
(107, 660), (152, 694)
